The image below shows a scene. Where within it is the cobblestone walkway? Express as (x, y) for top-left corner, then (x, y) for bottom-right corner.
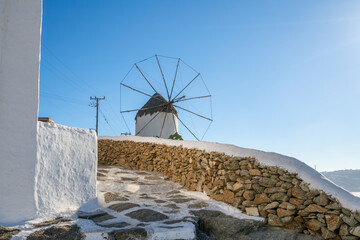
(4, 167), (319, 239)
(87, 166), (261, 239)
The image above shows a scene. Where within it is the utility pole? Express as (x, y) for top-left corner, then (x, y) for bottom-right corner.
(90, 96), (105, 135)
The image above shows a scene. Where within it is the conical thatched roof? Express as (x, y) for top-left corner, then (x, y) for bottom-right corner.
(136, 93), (177, 119)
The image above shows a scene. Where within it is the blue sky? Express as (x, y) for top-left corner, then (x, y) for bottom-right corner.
(39, 0), (360, 171)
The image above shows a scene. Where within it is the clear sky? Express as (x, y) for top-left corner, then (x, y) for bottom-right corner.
(39, 0), (360, 171)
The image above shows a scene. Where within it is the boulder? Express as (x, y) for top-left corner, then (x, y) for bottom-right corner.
(190, 210), (263, 239)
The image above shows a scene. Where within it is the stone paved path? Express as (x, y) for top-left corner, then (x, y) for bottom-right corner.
(90, 166), (261, 239)
(2, 167), (320, 239)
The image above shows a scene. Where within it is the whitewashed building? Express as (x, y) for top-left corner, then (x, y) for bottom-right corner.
(0, 0), (97, 226)
(135, 93), (178, 138)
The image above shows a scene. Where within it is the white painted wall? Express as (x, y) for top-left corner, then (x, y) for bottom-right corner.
(0, 0), (42, 225)
(0, 1), (98, 226)
(35, 122), (98, 217)
(136, 112), (178, 138)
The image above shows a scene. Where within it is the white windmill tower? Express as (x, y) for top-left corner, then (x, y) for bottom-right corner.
(135, 93), (178, 138)
(120, 55), (212, 140)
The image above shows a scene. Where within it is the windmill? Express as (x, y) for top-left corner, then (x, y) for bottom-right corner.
(120, 55), (212, 141)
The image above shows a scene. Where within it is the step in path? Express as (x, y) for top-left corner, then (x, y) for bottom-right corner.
(2, 166), (321, 240)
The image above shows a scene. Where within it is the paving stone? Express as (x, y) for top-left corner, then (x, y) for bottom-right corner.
(115, 171), (132, 175)
(108, 228), (147, 240)
(163, 219), (195, 225)
(164, 210), (180, 214)
(163, 204), (180, 209)
(90, 213), (116, 223)
(77, 209), (107, 218)
(108, 203), (140, 212)
(167, 194), (187, 198)
(139, 195), (157, 200)
(126, 209), (169, 222)
(136, 223), (148, 227)
(136, 171), (151, 175)
(188, 201), (209, 209)
(159, 225), (183, 229)
(33, 217), (72, 227)
(0, 226), (20, 240)
(97, 222), (130, 228)
(120, 177), (139, 181)
(77, 210), (115, 223)
(104, 192), (129, 203)
(144, 176), (163, 180)
(135, 181), (152, 185)
(166, 190), (181, 195)
(27, 225), (84, 240)
(169, 198), (195, 203)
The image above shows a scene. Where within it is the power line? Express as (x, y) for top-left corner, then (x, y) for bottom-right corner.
(41, 60), (85, 92)
(99, 107), (117, 136)
(98, 102), (122, 134)
(40, 92), (87, 107)
(42, 44), (99, 94)
(41, 44), (127, 134)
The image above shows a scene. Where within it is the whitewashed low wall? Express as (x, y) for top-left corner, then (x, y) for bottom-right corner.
(35, 122), (98, 217)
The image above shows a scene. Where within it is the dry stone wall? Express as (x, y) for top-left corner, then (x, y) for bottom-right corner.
(98, 139), (360, 240)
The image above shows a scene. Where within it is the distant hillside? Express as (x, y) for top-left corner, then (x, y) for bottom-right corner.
(322, 169), (360, 192)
